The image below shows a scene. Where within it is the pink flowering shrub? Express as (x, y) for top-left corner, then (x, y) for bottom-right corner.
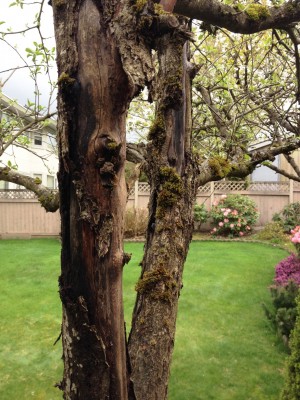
(275, 254), (300, 286)
(210, 194), (259, 237)
(265, 230), (300, 344)
(291, 226), (300, 256)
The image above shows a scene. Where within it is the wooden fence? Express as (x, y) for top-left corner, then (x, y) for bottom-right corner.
(0, 190), (60, 239)
(127, 180), (300, 227)
(1, 180), (300, 237)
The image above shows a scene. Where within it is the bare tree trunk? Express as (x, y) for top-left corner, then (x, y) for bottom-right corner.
(128, 28), (199, 400)
(53, 1), (131, 398)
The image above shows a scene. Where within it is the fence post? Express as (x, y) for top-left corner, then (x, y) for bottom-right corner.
(289, 179), (294, 204)
(210, 181), (215, 209)
(134, 180), (139, 210)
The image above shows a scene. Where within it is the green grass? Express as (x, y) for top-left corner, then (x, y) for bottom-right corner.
(0, 239), (62, 400)
(0, 239), (289, 399)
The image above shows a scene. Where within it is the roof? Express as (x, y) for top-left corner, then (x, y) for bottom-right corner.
(0, 92), (57, 134)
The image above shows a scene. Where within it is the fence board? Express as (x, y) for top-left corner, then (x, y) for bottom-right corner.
(0, 197), (60, 238)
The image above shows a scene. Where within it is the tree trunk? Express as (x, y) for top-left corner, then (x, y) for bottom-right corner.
(53, 1), (131, 398)
(128, 28), (199, 400)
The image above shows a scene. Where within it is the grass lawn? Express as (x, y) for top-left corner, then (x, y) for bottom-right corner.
(0, 239), (289, 399)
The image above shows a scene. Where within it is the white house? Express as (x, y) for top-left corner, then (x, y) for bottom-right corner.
(249, 139), (291, 182)
(0, 92), (58, 190)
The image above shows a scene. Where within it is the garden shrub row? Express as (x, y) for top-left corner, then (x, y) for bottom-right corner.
(265, 222), (300, 399)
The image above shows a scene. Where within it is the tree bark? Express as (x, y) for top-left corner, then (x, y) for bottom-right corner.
(53, 1), (132, 398)
(128, 26), (199, 400)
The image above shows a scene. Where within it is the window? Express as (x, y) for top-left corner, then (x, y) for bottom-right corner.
(47, 175), (55, 189)
(0, 181), (9, 189)
(34, 134), (43, 146)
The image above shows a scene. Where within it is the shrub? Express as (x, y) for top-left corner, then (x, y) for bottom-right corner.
(264, 249), (300, 345)
(280, 293), (300, 400)
(124, 208), (148, 238)
(194, 203), (209, 231)
(264, 281), (299, 343)
(275, 254), (300, 286)
(210, 194), (259, 237)
(291, 226), (300, 257)
(273, 202), (300, 233)
(256, 222), (288, 245)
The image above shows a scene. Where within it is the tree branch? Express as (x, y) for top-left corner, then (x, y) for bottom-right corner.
(0, 168), (59, 212)
(197, 138), (300, 187)
(1, 112), (57, 155)
(265, 162), (300, 182)
(284, 152), (300, 176)
(126, 142), (146, 164)
(175, 0), (300, 34)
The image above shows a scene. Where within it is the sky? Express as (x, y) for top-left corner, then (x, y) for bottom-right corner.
(0, 0), (57, 110)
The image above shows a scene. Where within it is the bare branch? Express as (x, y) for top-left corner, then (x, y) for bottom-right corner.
(265, 162), (300, 182)
(284, 152), (300, 176)
(1, 112), (57, 155)
(126, 142), (146, 164)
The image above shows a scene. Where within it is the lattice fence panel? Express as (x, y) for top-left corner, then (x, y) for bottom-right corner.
(248, 182), (289, 192)
(129, 187), (135, 196)
(214, 181), (246, 191)
(294, 181), (300, 190)
(138, 183), (150, 193)
(197, 183), (210, 193)
(0, 190), (37, 199)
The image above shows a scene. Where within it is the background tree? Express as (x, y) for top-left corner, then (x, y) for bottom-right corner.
(0, 0), (58, 209)
(191, 24), (300, 181)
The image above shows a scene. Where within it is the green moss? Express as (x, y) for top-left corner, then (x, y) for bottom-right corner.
(135, 267), (177, 302)
(285, 3), (296, 13)
(106, 140), (119, 150)
(148, 114), (166, 147)
(38, 193), (56, 209)
(134, 0), (147, 12)
(154, 3), (166, 15)
(164, 69), (183, 106)
(53, 0), (66, 7)
(156, 167), (183, 218)
(245, 4), (270, 20)
(34, 177), (42, 185)
(58, 72), (76, 88)
(208, 156), (232, 178)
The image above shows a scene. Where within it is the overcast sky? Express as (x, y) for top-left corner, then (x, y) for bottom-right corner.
(0, 0), (57, 110)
